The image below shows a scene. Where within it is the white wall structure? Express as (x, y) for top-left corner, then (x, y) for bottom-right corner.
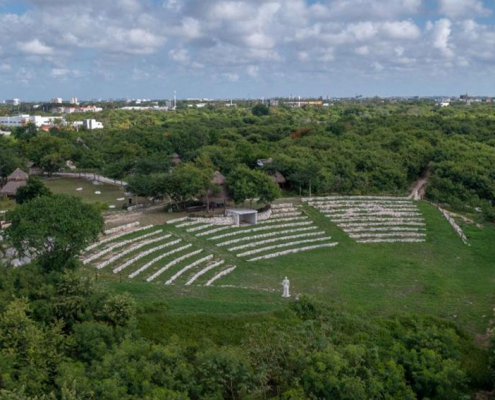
(227, 209), (258, 227)
(0, 115), (63, 128)
(82, 119), (104, 130)
(0, 115), (30, 127)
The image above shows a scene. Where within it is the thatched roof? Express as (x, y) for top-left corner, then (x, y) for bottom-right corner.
(212, 171), (225, 186)
(7, 168), (29, 182)
(0, 180), (26, 196)
(270, 171), (286, 184)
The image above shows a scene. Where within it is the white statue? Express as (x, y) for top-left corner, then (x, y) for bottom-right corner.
(282, 277), (290, 298)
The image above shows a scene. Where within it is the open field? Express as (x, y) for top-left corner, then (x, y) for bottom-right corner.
(80, 198), (495, 339)
(43, 176), (130, 209)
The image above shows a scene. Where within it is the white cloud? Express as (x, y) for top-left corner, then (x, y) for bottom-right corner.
(247, 65), (259, 78)
(169, 48), (190, 63)
(51, 68), (69, 77)
(223, 73), (239, 82)
(381, 21), (421, 40)
(18, 39), (54, 55)
(428, 19), (455, 58)
(438, 0), (491, 19)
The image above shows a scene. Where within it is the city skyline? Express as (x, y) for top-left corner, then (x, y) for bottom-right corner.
(1, 0), (495, 100)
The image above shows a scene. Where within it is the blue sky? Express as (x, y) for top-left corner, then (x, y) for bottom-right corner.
(1, 0), (495, 101)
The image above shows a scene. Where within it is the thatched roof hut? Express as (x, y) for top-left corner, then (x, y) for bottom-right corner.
(270, 171), (286, 186)
(7, 168), (29, 182)
(212, 171), (226, 185)
(201, 171), (231, 206)
(27, 162), (42, 175)
(0, 180), (26, 197)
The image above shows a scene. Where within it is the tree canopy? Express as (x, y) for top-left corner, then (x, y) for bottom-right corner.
(6, 194), (104, 272)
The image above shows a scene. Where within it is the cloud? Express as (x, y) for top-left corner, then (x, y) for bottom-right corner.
(438, 0), (491, 19)
(18, 39), (54, 55)
(247, 65), (259, 78)
(2, 0), (495, 98)
(223, 73), (240, 82)
(428, 19), (455, 58)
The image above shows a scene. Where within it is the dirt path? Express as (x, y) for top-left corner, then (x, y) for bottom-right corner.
(408, 170), (430, 200)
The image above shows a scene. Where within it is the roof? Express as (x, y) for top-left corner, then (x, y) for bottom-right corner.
(271, 171), (286, 184)
(227, 209), (258, 215)
(7, 168), (29, 182)
(0, 180), (26, 196)
(212, 171), (225, 185)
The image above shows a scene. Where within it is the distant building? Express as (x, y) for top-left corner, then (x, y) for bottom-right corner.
(69, 97), (79, 105)
(82, 119), (104, 130)
(0, 115), (62, 128)
(54, 106), (103, 114)
(5, 99), (20, 106)
(51, 98), (63, 104)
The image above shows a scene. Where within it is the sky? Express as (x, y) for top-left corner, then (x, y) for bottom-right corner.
(1, 0), (495, 101)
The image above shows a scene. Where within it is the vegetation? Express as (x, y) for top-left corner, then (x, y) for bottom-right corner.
(0, 259), (486, 398)
(1, 100), (495, 398)
(14, 176), (52, 205)
(6, 194), (103, 272)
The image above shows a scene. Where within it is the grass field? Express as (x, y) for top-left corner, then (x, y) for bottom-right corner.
(83, 199), (495, 342)
(43, 176), (130, 209)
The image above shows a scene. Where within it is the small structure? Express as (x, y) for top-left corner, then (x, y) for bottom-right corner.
(27, 162), (42, 175)
(170, 153), (181, 166)
(0, 168), (29, 197)
(270, 171), (286, 188)
(227, 209), (258, 227)
(202, 171), (232, 208)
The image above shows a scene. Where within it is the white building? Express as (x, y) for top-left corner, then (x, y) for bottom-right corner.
(69, 97), (79, 105)
(51, 98), (63, 104)
(82, 119), (104, 130)
(0, 115), (62, 128)
(5, 99), (20, 106)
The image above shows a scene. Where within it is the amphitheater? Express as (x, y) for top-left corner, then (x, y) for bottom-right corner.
(78, 196), (445, 287)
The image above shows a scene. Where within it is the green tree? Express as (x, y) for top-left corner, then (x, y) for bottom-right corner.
(26, 133), (73, 174)
(15, 176), (52, 204)
(193, 154), (217, 213)
(227, 165), (281, 205)
(252, 103), (270, 116)
(5, 194), (104, 272)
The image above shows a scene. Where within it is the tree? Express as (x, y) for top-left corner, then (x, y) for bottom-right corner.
(227, 165), (281, 205)
(252, 103), (270, 116)
(15, 176), (52, 204)
(5, 194), (104, 272)
(26, 133), (73, 174)
(194, 154), (217, 213)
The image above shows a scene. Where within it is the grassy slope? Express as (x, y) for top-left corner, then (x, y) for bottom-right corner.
(89, 200), (495, 341)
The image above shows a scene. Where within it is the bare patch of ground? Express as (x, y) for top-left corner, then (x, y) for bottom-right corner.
(408, 169), (430, 200)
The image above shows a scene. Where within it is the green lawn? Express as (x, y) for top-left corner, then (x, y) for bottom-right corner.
(43, 176), (129, 209)
(88, 200), (495, 338)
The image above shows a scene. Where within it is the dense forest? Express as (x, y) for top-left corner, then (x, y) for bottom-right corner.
(2, 100), (494, 219)
(1, 100), (495, 398)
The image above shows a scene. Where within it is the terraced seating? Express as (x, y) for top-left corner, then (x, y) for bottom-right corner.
(305, 197), (427, 243)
